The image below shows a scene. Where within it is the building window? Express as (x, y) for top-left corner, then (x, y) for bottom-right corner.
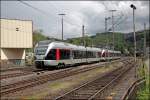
(16, 28), (19, 31)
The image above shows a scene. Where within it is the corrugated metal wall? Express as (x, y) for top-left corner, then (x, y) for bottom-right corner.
(0, 19), (33, 48)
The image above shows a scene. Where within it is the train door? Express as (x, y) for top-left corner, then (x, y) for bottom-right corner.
(70, 49), (74, 65)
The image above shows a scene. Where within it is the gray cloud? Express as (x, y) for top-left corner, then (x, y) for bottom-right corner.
(1, 1), (149, 39)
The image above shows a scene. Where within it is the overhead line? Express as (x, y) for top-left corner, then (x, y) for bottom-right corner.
(47, 1), (82, 27)
(18, 0), (55, 19)
(18, 0), (81, 28)
(108, 12), (128, 31)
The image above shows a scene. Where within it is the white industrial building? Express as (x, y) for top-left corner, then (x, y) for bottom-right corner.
(0, 18), (33, 67)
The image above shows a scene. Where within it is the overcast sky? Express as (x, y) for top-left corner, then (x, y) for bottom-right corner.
(1, 1), (149, 39)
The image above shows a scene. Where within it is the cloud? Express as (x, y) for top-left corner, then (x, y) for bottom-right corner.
(1, 1), (149, 39)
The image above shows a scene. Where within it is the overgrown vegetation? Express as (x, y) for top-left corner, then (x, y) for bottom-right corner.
(136, 59), (150, 100)
(26, 30), (49, 52)
(33, 30), (49, 46)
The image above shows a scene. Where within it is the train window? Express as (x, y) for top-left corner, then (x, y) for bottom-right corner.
(35, 46), (48, 55)
(45, 49), (56, 60)
(98, 52), (101, 57)
(83, 51), (86, 58)
(73, 50), (82, 59)
(93, 52), (96, 58)
(87, 51), (93, 58)
(73, 50), (78, 59)
(79, 51), (83, 59)
(60, 49), (70, 59)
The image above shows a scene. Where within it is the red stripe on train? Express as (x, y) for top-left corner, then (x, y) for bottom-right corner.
(56, 48), (60, 60)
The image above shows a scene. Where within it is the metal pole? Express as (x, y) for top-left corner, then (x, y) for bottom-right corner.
(144, 23), (146, 58)
(105, 17), (110, 59)
(109, 10), (116, 56)
(62, 16), (64, 40)
(105, 18), (108, 49)
(82, 25), (85, 46)
(58, 13), (66, 40)
(130, 4), (137, 78)
(105, 18), (107, 58)
(133, 8), (136, 63)
(105, 18), (107, 33)
(112, 11), (115, 52)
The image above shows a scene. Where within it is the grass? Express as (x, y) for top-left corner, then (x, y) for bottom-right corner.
(136, 59), (150, 100)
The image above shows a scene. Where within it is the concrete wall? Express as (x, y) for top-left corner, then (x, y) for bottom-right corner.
(0, 18), (33, 48)
(1, 48), (25, 60)
(0, 48), (26, 67)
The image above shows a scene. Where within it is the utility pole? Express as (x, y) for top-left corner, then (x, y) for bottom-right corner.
(105, 17), (111, 58)
(109, 10), (116, 56)
(130, 4), (137, 78)
(105, 18), (107, 33)
(82, 25), (85, 46)
(144, 23), (146, 58)
(58, 13), (66, 40)
(105, 17), (111, 44)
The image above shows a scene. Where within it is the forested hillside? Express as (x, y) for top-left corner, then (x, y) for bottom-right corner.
(31, 29), (149, 55)
(66, 32), (127, 53)
(66, 29), (149, 54)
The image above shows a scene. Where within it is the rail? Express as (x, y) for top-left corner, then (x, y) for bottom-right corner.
(121, 77), (146, 100)
(1, 58), (129, 96)
(55, 60), (134, 99)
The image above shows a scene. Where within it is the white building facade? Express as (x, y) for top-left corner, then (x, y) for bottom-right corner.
(0, 18), (33, 66)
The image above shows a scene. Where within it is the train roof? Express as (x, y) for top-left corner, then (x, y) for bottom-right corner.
(49, 41), (86, 50)
(114, 51), (121, 53)
(36, 40), (120, 53)
(37, 40), (53, 46)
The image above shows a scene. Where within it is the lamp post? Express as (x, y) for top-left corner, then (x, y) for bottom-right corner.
(130, 4), (137, 78)
(130, 4), (136, 62)
(58, 13), (66, 40)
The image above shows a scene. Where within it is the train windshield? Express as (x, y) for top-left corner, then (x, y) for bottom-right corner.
(35, 46), (48, 55)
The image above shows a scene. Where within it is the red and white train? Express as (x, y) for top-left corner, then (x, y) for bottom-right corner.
(34, 40), (121, 69)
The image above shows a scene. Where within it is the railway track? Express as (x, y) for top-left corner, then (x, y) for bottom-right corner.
(0, 72), (33, 80)
(1, 67), (35, 73)
(122, 77), (146, 100)
(93, 63), (137, 99)
(0, 68), (49, 80)
(55, 59), (134, 100)
(0, 67), (37, 79)
(0, 58), (128, 80)
(0, 58), (131, 96)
